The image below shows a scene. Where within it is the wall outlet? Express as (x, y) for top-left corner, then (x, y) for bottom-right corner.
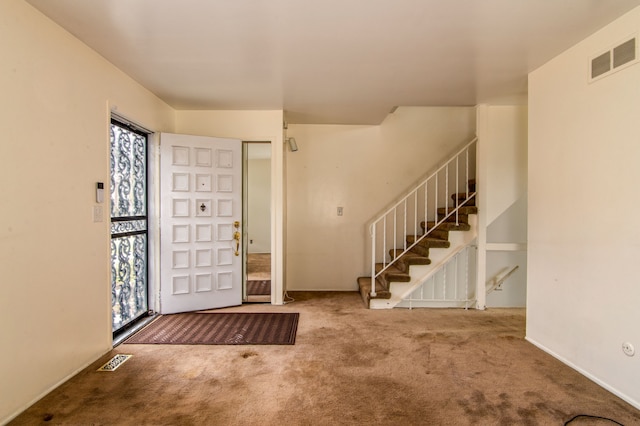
(622, 342), (635, 357)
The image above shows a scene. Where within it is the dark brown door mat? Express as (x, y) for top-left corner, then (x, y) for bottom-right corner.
(247, 280), (271, 295)
(123, 312), (299, 345)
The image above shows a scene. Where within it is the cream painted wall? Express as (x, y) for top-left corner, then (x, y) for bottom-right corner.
(287, 107), (475, 291)
(477, 106), (528, 226)
(248, 159), (271, 253)
(528, 6), (640, 408)
(476, 105), (528, 308)
(486, 197), (528, 307)
(174, 110), (285, 304)
(0, 1), (175, 422)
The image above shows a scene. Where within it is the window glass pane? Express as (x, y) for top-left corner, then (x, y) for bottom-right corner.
(110, 120), (148, 333)
(110, 124), (147, 218)
(111, 234), (147, 330)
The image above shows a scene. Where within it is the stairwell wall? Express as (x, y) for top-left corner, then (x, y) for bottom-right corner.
(528, 6), (640, 408)
(476, 105), (528, 308)
(485, 197), (528, 307)
(286, 107), (475, 291)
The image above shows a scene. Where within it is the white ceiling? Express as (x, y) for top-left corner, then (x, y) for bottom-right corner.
(26, 0), (640, 125)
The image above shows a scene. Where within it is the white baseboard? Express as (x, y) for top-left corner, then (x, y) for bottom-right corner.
(525, 336), (640, 411)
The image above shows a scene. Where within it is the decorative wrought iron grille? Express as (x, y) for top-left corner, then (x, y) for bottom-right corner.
(110, 120), (148, 333)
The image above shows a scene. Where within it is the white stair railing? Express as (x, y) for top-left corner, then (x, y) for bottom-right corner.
(369, 137), (477, 298)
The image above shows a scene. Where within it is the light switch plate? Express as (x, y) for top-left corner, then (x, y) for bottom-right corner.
(93, 205), (104, 222)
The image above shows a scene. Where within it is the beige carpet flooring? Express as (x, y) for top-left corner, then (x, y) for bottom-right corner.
(10, 292), (640, 425)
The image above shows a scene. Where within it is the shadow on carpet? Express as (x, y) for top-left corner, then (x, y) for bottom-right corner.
(123, 312), (299, 345)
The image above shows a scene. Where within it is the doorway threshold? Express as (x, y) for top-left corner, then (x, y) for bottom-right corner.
(245, 295), (270, 303)
(113, 314), (158, 347)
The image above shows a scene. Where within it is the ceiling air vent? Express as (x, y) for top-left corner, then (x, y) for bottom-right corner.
(590, 36), (637, 82)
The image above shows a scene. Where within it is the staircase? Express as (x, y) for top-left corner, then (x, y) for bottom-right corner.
(357, 138), (478, 309)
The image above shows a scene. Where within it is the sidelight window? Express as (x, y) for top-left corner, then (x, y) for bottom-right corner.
(110, 119), (148, 333)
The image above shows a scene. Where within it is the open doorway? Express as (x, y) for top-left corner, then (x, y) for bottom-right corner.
(244, 142), (271, 302)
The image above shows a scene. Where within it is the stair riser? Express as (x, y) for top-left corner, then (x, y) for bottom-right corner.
(356, 277), (391, 307)
(415, 239), (450, 249)
(388, 250), (431, 264)
(395, 257), (432, 273)
(395, 260), (409, 273)
(435, 211), (470, 222)
(375, 264), (411, 284)
(452, 198), (476, 207)
(405, 235), (451, 249)
(452, 192), (476, 200)
(438, 206), (477, 216)
(384, 273), (411, 283)
(423, 221), (471, 232)
(410, 246), (430, 258)
(423, 229), (449, 240)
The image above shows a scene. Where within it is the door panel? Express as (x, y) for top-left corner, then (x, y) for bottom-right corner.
(160, 133), (242, 314)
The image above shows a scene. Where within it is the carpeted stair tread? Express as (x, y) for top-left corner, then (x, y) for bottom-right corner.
(406, 235), (451, 249)
(422, 220), (471, 232)
(389, 250), (431, 272)
(437, 213), (470, 224)
(451, 193), (476, 207)
(357, 276), (391, 307)
(389, 249), (432, 264)
(375, 263), (411, 282)
(410, 245), (430, 258)
(438, 206), (478, 216)
(421, 227), (449, 240)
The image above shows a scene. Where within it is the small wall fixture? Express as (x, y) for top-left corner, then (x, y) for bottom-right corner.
(288, 137), (299, 152)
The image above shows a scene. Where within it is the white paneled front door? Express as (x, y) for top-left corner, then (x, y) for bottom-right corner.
(159, 133), (242, 314)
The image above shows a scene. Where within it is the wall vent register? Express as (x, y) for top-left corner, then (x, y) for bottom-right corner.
(590, 36), (637, 81)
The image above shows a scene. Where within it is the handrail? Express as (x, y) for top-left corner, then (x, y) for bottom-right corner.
(486, 265), (519, 294)
(369, 137), (477, 298)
